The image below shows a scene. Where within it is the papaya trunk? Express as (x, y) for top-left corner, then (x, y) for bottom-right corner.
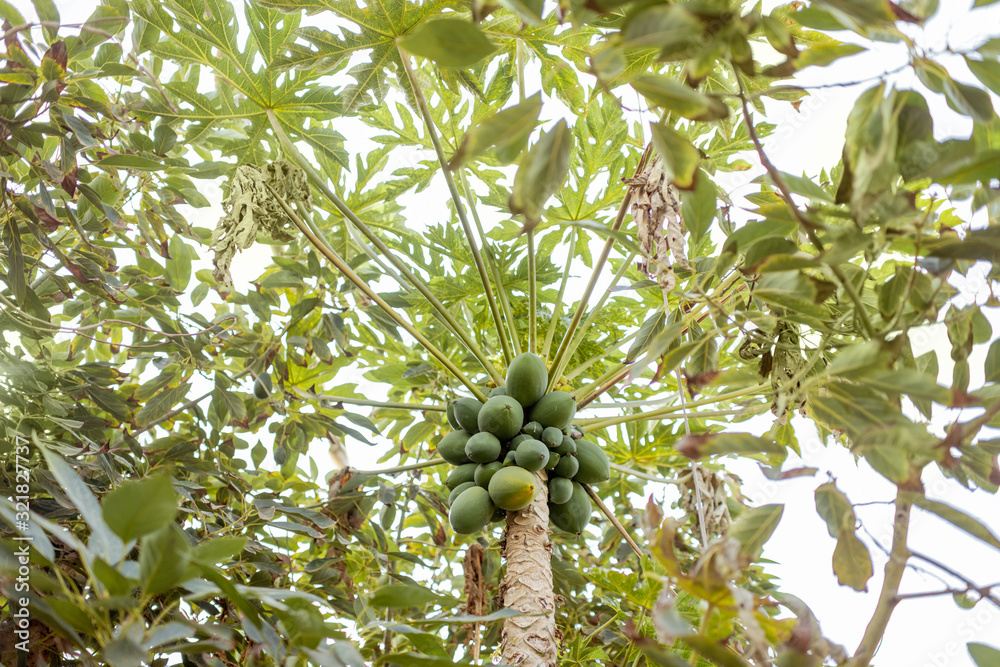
(499, 474), (560, 665)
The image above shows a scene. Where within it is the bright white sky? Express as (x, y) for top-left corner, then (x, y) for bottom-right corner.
(17, 0), (1000, 664)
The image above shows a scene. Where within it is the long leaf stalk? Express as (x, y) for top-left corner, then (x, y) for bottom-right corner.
(547, 145), (653, 392)
(563, 326), (641, 381)
(458, 167), (520, 360)
(542, 226), (577, 360)
(265, 110), (504, 387)
(355, 458), (445, 476)
(549, 249), (639, 386)
(266, 183), (488, 401)
(583, 483), (643, 558)
(527, 230), (537, 354)
(293, 389), (446, 412)
(397, 53), (513, 371)
(581, 384), (770, 431)
(609, 462), (687, 485)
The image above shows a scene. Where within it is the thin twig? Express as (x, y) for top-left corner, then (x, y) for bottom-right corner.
(354, 458), (445, 476)
(610, 463), (687, 485)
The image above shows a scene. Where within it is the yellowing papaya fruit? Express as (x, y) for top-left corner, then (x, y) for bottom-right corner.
(527, 391), (576, 429)
(465, 431), (502, 463)
(437, 430), (472, 465)
(514, 438), (549, 472)
(449, 486), (496, 534)
(487, 466), (537, 511)
(446, 463), (478, 490)
(574, 439), (610, 484)
(505, 352), (548, 408)
(477, 396), (524, 442)
(548, 481), (590, 534)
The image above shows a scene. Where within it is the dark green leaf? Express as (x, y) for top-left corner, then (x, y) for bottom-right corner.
(450, 94), (542, 168)
(400, 19), (496, 68)
(510, 120), (573, 230)
(102, 475), (179, 542)
(632, 75), (729, 121)
(912, 496), (1000, 550)
(139, 525), (191, 596)
(649, 123), (700, 190)
(368, 583), (445, 608)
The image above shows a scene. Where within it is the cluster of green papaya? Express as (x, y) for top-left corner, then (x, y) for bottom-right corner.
(438, 352), (610, 535)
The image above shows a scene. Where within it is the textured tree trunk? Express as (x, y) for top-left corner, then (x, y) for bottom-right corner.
(498, 473), (560, 666)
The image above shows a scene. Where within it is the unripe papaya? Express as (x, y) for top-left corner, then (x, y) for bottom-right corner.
(574, 439), (610, 484)
(548, 476), (574, 505)
(477, 396), (524, 442)
(545, 452), (561, 470)
(449, 481), (476, 505)
(514, 438), (549, 472)
(505, 352), (548, 408)
(551, 453), (579, 478)
(449, 486), (496, 534)
(522, 421), (544, 439)
(437, 430), (472, 465)
(541, 426), (563, 448)
(453, 398), (483, 434)
(489, 386), (507, 397)
(475, 461), (504, 487)
(488, 466), (537, 511)
(510, 433), (531, 448)
(465, 432), (502, 463)
(503, 450), (517, 467)
(548, 481), (591, 534)
(447, 463), (478, 490)
(556, 435), (577, 456)
(253, 373), (272, 399)
(446, 400), (461, 430)
(527, 391), (576, 429)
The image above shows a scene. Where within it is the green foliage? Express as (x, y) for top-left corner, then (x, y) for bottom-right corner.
(2, 0), (999, 664)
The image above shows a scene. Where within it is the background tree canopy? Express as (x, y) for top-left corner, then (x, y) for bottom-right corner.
(1, 0), (999, 665)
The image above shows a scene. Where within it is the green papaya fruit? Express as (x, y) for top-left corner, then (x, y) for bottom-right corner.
(545, 452), (561, 470)
(502, 450), (517, 467)
(449, 481), (476, 505)
(446, 400), (461, 430)
(454, 397), (483, 434)
(253, 373), (272, 399)
(522, 421), (544, 439)
(548, 481), (591, 533)
(510, 433), (531, 448)
(465, 431), (502, 463)
(556, 435), (577, 456)
(548, 476), (574, 504)
(541, 426), (563, 448)
(449, 486), (496, 534)
(527, 391), (576, 429)
(489, 386), (507, 397)
(551, 454), (579, 478)
(488, 466), (537, 511)
(505, 352), (548, 408)
(477, 396), (524, 442)
(447, 463), (478, 490)
(574, 439), (610, 484)
(514, 438), (549, 472)
(437, 430), (472, 465)
(475, 461), (504, 487)
(273, 444), (287, 465)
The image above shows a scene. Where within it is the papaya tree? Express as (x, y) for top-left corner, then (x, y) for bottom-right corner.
(2, 0), (1000, 665)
